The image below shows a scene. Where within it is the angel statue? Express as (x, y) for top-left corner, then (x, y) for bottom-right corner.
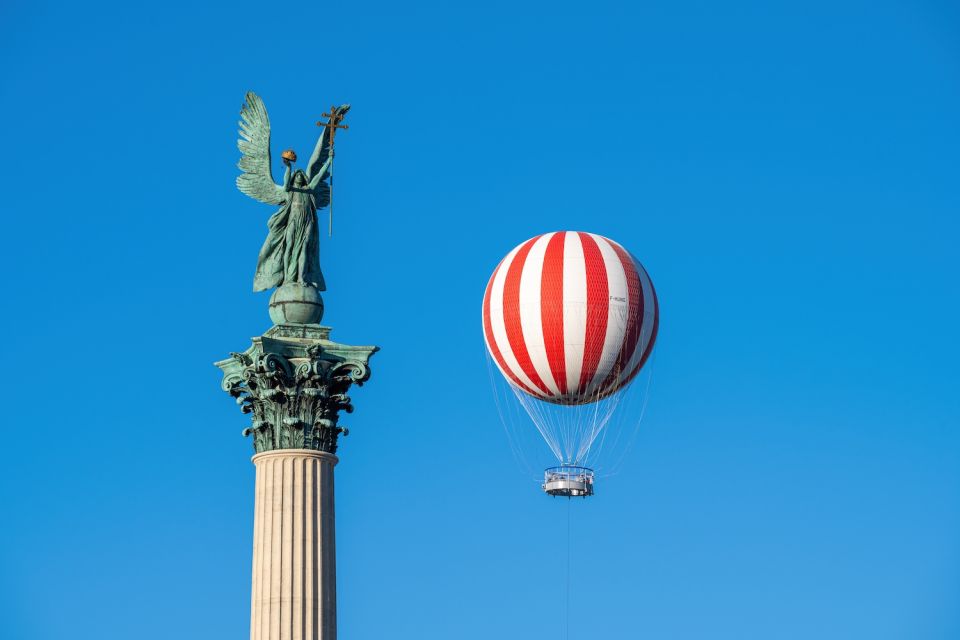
(236, 91), (349, 325)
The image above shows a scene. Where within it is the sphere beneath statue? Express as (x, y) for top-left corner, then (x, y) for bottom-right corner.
(269, 284), (324, 325)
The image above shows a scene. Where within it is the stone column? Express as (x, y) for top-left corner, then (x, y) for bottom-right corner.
(250, 450), (338, 640)
(217, 324), (378, 640)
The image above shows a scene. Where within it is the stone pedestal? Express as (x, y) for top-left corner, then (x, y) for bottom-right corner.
(217, 324), (378, 640)
(250, 450), (338, 640)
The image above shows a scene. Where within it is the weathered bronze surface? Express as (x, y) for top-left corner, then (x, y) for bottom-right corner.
(236, 92), (349, 294)
(216, 325), (378, 454)
(220, 92), (377, 454)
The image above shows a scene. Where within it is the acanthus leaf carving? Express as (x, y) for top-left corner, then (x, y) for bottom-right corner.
(219, 335), (376, 455)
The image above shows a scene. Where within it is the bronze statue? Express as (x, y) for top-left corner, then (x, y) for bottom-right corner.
(236, 92), (349, 324)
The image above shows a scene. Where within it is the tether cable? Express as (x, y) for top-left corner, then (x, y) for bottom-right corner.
(566, 498), (571, 640)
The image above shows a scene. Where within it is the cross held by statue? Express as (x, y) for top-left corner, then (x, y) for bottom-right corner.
(317, 106), (349, 148)
(317, 106), (350, 238)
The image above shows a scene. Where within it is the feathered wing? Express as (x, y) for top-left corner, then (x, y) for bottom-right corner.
(236, 92), (285, 205)
(313, 182), (331, 209)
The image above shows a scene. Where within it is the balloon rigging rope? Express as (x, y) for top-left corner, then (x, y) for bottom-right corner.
(577, 385), (621, 463)
(515, 388), (564, 461)
(485, 312), (654, 475)
(485, 353), (535, 477)
(604, 349), (657, 477)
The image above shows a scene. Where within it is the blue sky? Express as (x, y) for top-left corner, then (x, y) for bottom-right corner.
(1, 0), (959, 638)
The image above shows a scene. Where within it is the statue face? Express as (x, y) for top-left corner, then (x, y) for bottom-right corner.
(294, 172), (307, 187)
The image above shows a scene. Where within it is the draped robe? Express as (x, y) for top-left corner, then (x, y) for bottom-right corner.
(253, 168), (328, 292)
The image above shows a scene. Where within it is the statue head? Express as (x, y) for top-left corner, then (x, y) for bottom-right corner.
(293, 170), (308, 187)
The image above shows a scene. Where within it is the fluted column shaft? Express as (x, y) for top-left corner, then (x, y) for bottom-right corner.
(250, 450), (338, 640)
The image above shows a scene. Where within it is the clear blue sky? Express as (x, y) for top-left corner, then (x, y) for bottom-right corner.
(1, 0), (958, 638)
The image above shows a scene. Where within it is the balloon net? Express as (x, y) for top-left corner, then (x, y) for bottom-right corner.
(485, 346), (655, 483)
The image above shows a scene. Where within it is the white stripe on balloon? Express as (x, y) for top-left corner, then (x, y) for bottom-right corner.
(518, 233), (561, 397)
(587, 234), (630, 395)
(616, 252), (656, 383)
(562, 231), (587, 397)
(487, 243), (547, 398)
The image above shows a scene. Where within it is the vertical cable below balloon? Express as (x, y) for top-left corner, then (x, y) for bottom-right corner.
(566, 499), (571, 640)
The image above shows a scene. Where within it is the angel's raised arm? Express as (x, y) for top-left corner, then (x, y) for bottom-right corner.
(307, 158), (332, 190)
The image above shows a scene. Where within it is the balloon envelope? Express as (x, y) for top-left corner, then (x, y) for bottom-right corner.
(482, 231), (658, 405)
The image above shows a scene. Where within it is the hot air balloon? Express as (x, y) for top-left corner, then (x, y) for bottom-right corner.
(482, 231), (658, 497)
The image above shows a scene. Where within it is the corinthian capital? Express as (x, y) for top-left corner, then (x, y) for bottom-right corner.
(216, 325), (379, 454)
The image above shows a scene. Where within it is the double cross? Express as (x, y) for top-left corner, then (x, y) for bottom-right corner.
(317, 106), (349, 150)
(316, 106), (349, 237)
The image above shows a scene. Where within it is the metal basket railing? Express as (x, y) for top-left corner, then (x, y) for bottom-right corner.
(543, 466), (595, 484)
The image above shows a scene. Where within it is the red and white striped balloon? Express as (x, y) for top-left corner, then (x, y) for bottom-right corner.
(482, 231), (658, 405)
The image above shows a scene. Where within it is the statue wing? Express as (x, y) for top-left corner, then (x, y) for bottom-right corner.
(313, 182), (331, 209)
(236, 92), (286, 206)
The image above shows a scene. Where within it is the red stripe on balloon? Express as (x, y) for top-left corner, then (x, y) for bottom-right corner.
(598, 258), (659, 398)
(482, 260), (540, 397)
(577, 232), (609, 394)
(502, 236), (551, 396)
(540, 232), (567, 395)
(633, 259), (659, 373)
(598, 239), (643, 395)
